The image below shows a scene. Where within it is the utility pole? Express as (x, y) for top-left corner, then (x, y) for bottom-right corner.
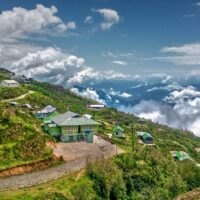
(131, 124), (134, 152)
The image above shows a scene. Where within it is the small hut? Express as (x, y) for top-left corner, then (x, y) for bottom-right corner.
(1, 80), (19, 87)
(137, 131), (153, 144)
(170, 151), (192, 161)
(112, 126), (124, 137)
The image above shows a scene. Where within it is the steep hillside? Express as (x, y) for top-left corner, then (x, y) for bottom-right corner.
(0, 69), (199, 199)
(0, 102), (52, 170)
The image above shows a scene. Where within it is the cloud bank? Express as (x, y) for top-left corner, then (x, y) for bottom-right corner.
(120, 86), (200, 136)
(0, 4), (72, 42)
(71, 87), (106, 104)
(155, 43), (200, 65)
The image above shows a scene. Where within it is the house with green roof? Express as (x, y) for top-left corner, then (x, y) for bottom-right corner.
(43, 111), (60, 132)
(170, 151), (192, 161)
(112, 126), (124, 138)
(137, 131), (153, 144)
(44, 111), (100, 143)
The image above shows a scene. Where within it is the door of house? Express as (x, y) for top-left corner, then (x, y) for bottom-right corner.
(78, 126), (81, 133)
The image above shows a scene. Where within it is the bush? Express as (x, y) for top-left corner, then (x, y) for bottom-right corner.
(71, 180), (96, 200)
(87, 159), (126, 200)
(15, 131), (46, 160)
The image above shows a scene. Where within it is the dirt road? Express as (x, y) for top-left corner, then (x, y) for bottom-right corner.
(1, 91), (34, 103)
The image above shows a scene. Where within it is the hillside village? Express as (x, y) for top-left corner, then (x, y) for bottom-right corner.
(0, 68), (200, 200)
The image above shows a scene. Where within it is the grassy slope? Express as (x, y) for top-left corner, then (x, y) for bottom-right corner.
(0, 102), (52, 170)
(0, 74), (199, 199)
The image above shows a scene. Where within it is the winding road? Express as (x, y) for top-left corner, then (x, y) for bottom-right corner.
(1, 91), (34, 103)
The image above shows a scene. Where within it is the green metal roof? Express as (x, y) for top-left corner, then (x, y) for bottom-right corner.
(113, 126), (124, 133)
(51, 111), (100, 126)
(137, 131), (153, 140)
(43, 111), (60, 123)
(175, 151), (191, 161)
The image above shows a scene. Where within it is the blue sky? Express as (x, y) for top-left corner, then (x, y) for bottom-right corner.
(1, 0), (200, 85)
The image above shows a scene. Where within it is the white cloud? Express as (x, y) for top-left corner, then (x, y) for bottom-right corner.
(84, 16), (93, 24)
(119, 92), (132, 98)
(108, 88), (132, 98)
(112, 60), (127, 65)
(0, 43), (43, 66)
(155, 43), (200, 65)
(195, 2), (200, 6)
(102, 51), (134, 58)
(147, 82), (183, 92)
(68, 68), (130, 85)
(164, 86), (200, 103)
(161, 43), (200, 55)
(0, 4), (72, 41)
(4, 47), (86, 86)
(162, 75), (172, 83)
(71, 87), (106, 104)
(67, 68), (97, 85)
(66, 21), (76, 29)
(57, 21), (76, 32)
(189, 119), (200, 136)
(95, 8), (120, 30)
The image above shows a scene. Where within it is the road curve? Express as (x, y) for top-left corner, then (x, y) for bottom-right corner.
(1, 91), (35, 103)
(0, 141), (121, 191)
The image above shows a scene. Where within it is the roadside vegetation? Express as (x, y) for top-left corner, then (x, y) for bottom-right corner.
(0, 156), (199, 200)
